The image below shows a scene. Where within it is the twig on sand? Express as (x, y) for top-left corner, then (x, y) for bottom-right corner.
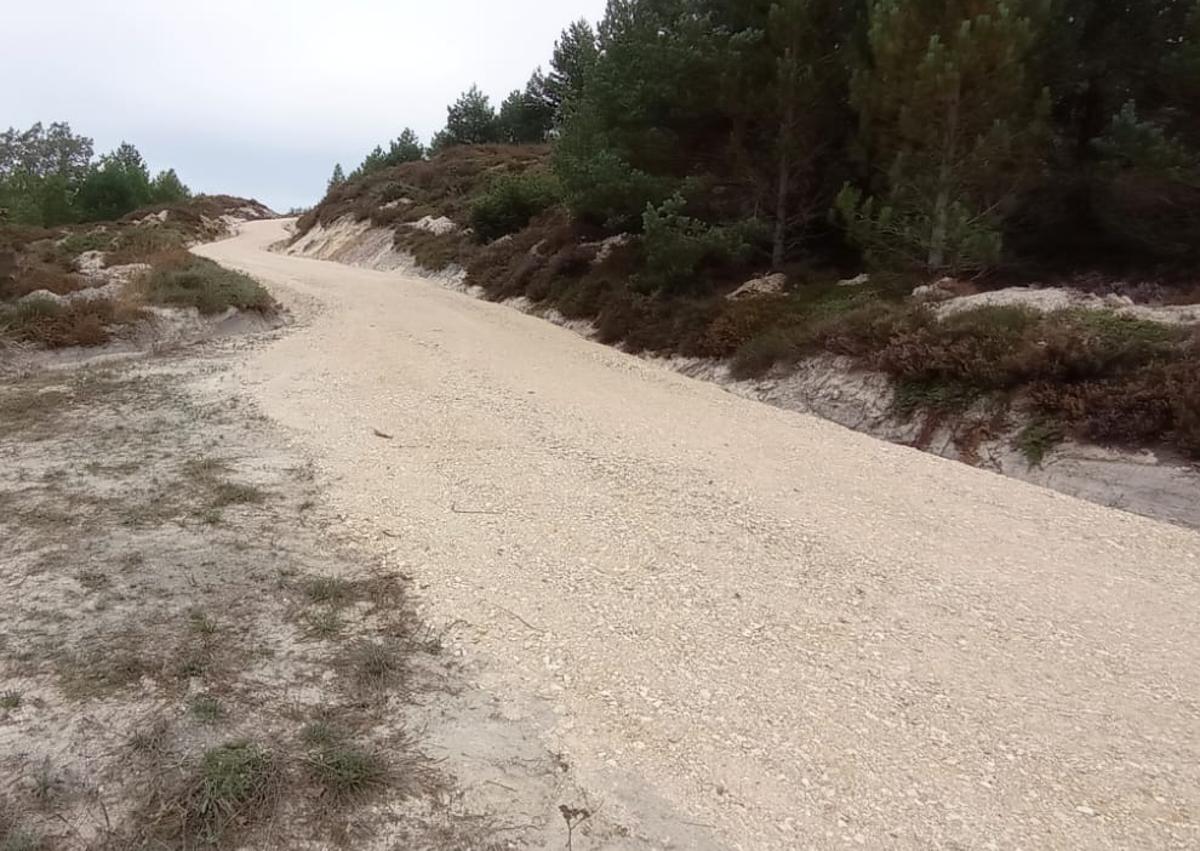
(493, 604), (545, 633)
(372, 428), (394, 440)
(560, 804), (593, 851)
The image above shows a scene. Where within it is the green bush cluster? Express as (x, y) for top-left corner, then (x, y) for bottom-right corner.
(140, 258), (276, 315)
(469, 172), (561, 242)
(637, 194), (757, 294)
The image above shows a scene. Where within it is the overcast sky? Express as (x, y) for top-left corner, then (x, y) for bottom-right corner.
(4, 0), (608, 212)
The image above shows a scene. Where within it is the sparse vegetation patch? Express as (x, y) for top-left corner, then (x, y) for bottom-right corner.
(138, 257), (276, 315)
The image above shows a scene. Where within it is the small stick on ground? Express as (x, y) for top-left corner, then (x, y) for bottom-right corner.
(493, 605), (544, 633)
(559, 804), (592, 851)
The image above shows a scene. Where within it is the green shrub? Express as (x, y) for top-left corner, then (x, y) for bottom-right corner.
(1015, 419), (1065, 466)
(638, 194), (754, 294)
(892, 379), (982, 417)
(730, 328), (806, 379)
(58, 229), (114, 259)
(469, 172), (561, 242)
(1094, 101), (1199, 181)
(140, 258), (275, 315)
(554, 146), (672, 230)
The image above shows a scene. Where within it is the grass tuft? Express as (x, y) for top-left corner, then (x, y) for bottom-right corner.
(0, 829), (44, 851)
(209, 482), (267, 508)
(128, 719), (172, 756)
(303, 740), (388, 804)
(303, 608), (345, 641)
(190, 695), (223, 724)
(345, 639), (404, 693)
(299, 721), (344, 748)
(141, 741), (280, 848)
(1016, 419), (1065, 466)
(302, 577), (352, 605)
(188, 609), (219, 637)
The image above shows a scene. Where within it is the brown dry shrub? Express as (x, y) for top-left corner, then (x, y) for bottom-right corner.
(1028, 358), (1200, 457)
(0, 297), (143, 348)
(2, 263), (85, 299)
(393, 228), (474, 273)
(107, 224), (191, 265)
(702, 295), (790, 357)
(467, 232), (540, 301)
(132, 247), (193, 273)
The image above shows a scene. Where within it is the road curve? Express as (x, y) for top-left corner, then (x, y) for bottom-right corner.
(198, 220), (1200, 850)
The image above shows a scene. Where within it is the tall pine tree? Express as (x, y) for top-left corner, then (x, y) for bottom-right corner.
(432, 85), (500, 150)
(838, 0), (1049, 273)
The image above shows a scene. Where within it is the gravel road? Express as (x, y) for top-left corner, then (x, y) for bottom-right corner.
(197, 220), (1200, 850)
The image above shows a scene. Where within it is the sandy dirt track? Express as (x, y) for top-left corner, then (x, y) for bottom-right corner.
(197, 220), (1200, 850)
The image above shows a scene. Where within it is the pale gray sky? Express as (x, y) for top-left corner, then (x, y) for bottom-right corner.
(4, 0), (607, 211)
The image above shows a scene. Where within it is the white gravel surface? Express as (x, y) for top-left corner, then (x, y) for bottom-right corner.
(197, 220), (1200, 850)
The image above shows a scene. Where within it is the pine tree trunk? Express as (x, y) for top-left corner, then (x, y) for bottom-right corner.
(773, 130), (790, 270)
(928, 88), (961, 272)
(772, 66), (796, 271)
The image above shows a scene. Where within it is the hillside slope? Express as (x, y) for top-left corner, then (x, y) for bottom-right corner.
(1, 195), (277, 355)
(288, 146), (1200, 528)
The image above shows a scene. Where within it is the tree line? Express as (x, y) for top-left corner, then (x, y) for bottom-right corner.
(0, 122), (192, 227)
(342, 0), (1200, 278)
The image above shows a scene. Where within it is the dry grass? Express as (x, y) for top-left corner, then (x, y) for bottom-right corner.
(55, 635), (163, 699)
(302, 738), (389, 804)
(302, 576), (353, 605)
(302, 608), (346, 640)
(393, 227), (472, 272)
(189, 695), (224, 723)
(0, 296), (145, 349)
(343, 639), (406, 695)
(0, 361), (480, 849)
(137, 740), (282, 849)
(0, 387), (73, 436)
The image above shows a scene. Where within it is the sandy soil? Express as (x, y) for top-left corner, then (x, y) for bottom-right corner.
(0, 327), (702, 848)
(193, 220), (1200, 850)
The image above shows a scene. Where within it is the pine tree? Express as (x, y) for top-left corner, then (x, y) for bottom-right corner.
(431, 85), (500, 150)
(553, 0), (727, 228)
(762, 0), (859, 267)
(497, 73), (556, 144)
(327, 163), (346, 193)
(838, 0), (1049, 273)
(352, 146), (387, 180)
(76, 142), (154, 221)
(545, 19), (599, 122)
(150, 168), (191, 203)
(385, 129), (424, 165)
